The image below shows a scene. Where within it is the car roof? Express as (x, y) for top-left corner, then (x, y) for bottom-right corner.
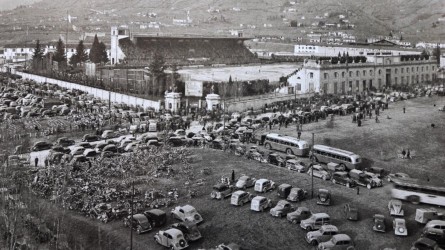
(313, 213), (330, 218)
(426, 220), (445, 226)
(319, 189), (330, 193)
(133, 214), (148, 222)
(256, 179), (269, 183)
(233, 190), (246, 195)
(146, 209), (165, 216)
(180, 205), (196, 211)
(321, 225), (338, 231)
(277, 200), (290, 205)
(332, 234), (351, 241)
(252, 196), (266, 201)
(279, 183), (292, 188)
(165, 228), (183, 237)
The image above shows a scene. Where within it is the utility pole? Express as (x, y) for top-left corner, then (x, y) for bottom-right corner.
(130, 180), (134, 250)
(311, 132), (315, 199)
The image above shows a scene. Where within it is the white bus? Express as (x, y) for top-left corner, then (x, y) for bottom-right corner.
(391, 179), (445, 206)
(263, 133), (309, 156)
(311, 145), (362, 170)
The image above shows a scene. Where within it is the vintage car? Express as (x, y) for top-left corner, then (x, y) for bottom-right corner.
(171, 205), (203, 224)
(325, 162), (346, 172)
(210, 183), (235, 200)
(372, 214), (386, 233)
(301, 213), (331, 231)
(308, 164), (332, 181)
(317, 189), (331, 206)
(387, 172), (411, 182)
(254, 179), (276, 193)
(415, 208), (444, 224)
(31, 141), (53, 151)
(317, 234), (355, 250)
(235, 175), (256, 189)
(363, 172), (383, 187)
(268, 153), (286, 167)
(230, 191), (254, 206)
(170, 221), (202, 242)
(410, 237), (442, 250)
(277, 184), (293, 198)
(393, 218), (408, 236)
(332, 172), (356, 188)
(287, 207), (312, 224)
(287, 188), (308, 202)
(348, 169), (377, 189)
(124, 214), (152, 234)
(56, 137), (75, 147)
(424, 220), (445, 234)
(154, 228), (188, 250)
(286, 159), (309, 173)
(51, 146), (71, 154)
(143, 209), (167, 227)
(388, 199), (404, 216)
(250, 196), (273, 212)
(422, 228), (445, 247)
(270, 200), (295, 217)
(364, 167), (385, 178)
(306, 225), (339, 246)
(343, 204), (359, 221)
(82, 134), (100, 142)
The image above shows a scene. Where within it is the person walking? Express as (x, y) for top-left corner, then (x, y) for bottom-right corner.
(406, 149), (411, 159)
(356, 186), (360, 195)
(375, 116), (379, 123)
(231, 170), (235, 183)
(403, 107), (406, 113)
(297, 131), (302, 140)
(401, 149), (406, 159)
(34, 157), (39, 167)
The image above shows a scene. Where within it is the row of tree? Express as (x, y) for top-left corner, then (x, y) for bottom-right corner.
(32, 34), (108, 67)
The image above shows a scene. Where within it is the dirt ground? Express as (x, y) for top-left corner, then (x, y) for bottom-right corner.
(36, 95), (445, 250)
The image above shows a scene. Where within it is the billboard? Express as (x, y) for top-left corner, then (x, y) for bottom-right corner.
(185, 81), (203, 97)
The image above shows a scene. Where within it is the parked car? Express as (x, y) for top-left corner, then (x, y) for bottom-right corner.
(287, 207), (312, 224)
(306, 225), (339, 246)
(170, 221), (202, 242)
(78, 142), (93, 149)
(422, 228), (445, 247)
(235, 175), (256, 189)
(300, 213), (331, 231)
(317, 189), (331, 206)
(230, 191), (254, 206)
(364, 167), (385, 178)
(31, 141), (53, 151)
(268, 153), (285, 167)
(210, 183), (235, 200)
(416, 208), (444, 224)
(270, 200), (295, 218)
(101, 130), (117, 139)
(348, 169), (377, 189)
(372, 214), (386, 233)
(388, 199), (404, 216)
(51, 146), (71, 154)
(317, 234), (355, 250)
(287, 188), (308, 202)
(82, 134), (100, 142)
(411, 237), (442, 250)
(343, 204), (359, 221)
(332, 172), (356, 188)
(254, 179), (276, 193)
(324, 162), (346, 172)
(393, 218), (408, 236)
(424, 220), (445, 234)
(70, 146), (85, 156)
(277, 184), (293, 198)
(308, 164), (332, 181)
(56, 137), (75, 147)
(250, 196), (273, 212)
(123, 214), (152, 234)
(154, 228), (188, 250)
(287, 159), (309, 172)
(387, 172), (411, 182)
(171, 205), (203, 224)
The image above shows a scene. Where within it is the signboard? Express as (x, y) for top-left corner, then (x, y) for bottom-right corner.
(185, 81), (203, 97)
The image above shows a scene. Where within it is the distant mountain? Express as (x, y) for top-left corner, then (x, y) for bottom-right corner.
(0, 0), (40, 11)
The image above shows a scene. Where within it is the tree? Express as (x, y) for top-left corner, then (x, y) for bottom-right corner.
(149, 52), (167, 96)
(89, 34), (101, 63)
(432, 44), (441, 65)
(69, 54), (79, 66)
(53, 38), (66, 63)
(74, 40), (88, 65)
(99, 42), (109, 64)
(32, 39), (44, 60)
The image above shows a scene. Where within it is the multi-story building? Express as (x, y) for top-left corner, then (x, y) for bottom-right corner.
(288, 55), (438, 94)
(294, 43), (421, 57)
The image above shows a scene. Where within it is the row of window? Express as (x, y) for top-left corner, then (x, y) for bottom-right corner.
(314, 149), (353, 163)
(322, 66), (435, 80)
(394, 183), (445, 196)
(266, 137), (301, 148)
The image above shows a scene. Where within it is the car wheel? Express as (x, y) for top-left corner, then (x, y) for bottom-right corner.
(238, 201), (242, 206)
(306, 226), (312, 231)
(265, 143), (271, 150)
(310, 155), (317, 162)
(311, 240), (318, 246)
(286, 148), (293, 155)
(367, 184), (372, 189)
(332, 179), (336, 184)
(346, 183), (351, 188)
(136, 226), (142, 235)
(322, 175), (327, 181)
(179, 239), (187, 248)
(407, 195), (420, 205)
(263, 187), (267, 193)
(292, 219), (299, 224)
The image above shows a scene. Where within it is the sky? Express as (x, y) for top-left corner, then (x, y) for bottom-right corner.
(0, 0), (39, 11)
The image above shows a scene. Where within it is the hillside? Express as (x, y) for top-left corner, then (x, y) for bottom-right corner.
(0, 0), (444, 46)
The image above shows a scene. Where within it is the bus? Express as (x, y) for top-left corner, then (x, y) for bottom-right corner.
(391, 179), (445, 206)
(311, 145), (362, 170)
(263, 133), (309, 156)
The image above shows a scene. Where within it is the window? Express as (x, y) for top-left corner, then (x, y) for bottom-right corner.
(412, 67), (414, 72)
(395, 69), (398, 74)
(363, 70), (366, 76)
(417, 67), (419, 72)
(407, 67), (409, 73)
(334, 72), (338, 78)
(349, 71), (352, 77)
(356, 71), (359, 77)
(378, 69), (382, 75)
(342, 72), (345, 78)
(370, 70), (373, 76)
(401, 68), (404, 74)
(426, 66), (429, 71)
(324, 73), (328, 79)
(310, 72), (314, 78)
(432, 66), (435, 71)
(395, 77), (398, 85)
(422, 66), (424, 72)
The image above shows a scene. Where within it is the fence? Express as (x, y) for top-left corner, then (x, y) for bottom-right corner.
(13, 71), (162, 111)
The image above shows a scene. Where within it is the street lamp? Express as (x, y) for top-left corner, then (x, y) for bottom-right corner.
(311, 132), (315, 199)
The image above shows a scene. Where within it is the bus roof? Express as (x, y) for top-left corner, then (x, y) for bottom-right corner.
(266, 133), (308, 146)
(313, 145), (360, 157)
(393, 179), (445, 192)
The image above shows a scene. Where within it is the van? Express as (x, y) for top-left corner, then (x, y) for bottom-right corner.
(250, 196), (273, 212)
(300, 213), (331, 231)
(231, 191), (254, 206)
(254, 179), (276, 193)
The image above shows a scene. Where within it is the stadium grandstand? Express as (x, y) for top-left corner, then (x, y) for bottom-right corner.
(118, 36), (259, 66)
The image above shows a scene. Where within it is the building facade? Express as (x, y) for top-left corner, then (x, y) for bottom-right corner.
(288, 55), (437, 94)
(294, 44), (421, 57)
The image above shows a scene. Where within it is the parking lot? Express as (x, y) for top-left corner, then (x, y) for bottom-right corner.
(82, 95), (445, 250)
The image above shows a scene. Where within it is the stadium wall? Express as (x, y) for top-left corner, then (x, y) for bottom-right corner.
(225, 93), (314, 113)
(14, 71), (161, 111)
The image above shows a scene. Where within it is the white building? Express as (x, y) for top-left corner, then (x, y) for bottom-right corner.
(288, 55), (438, 94)
(294, 43), (422, 57)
